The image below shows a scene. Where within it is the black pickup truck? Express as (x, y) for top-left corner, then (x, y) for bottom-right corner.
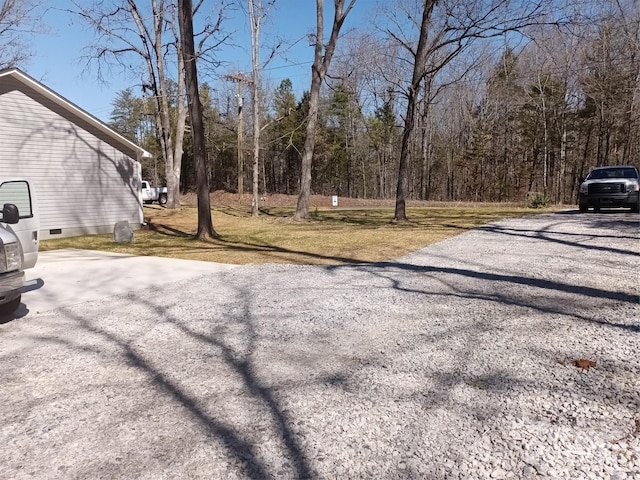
(578, 165), (640, 213)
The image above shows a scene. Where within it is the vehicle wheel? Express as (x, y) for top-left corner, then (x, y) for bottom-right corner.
(0, 296), (21, 316)
(632, 202), (640, 214)
(579, 204), (588, 213)
(159, 193), (168, 206)
(594, 206), (600, 212)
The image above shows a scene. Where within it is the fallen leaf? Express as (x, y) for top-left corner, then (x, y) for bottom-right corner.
(573, 359), (596, 370)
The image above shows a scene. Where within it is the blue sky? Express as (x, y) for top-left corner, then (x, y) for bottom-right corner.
(24, 0), (372, 122)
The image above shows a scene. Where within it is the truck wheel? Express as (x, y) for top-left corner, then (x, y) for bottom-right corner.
(0, 296), (21, 316)
(632, 202), (640, 214)
(579, 204), (588, 213)
(159, 193), (168, 206)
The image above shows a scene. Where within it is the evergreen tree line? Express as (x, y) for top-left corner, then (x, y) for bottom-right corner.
(109, 6), (639, 205)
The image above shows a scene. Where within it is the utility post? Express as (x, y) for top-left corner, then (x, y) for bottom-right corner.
(225, 73), (252, 198)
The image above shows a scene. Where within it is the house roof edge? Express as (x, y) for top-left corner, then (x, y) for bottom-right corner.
(0, 68), (152, 159)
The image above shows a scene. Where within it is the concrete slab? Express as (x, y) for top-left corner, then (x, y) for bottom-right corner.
(22, 249), (238, 314)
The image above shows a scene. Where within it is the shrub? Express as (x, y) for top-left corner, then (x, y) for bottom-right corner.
(528, 193), (550, 209)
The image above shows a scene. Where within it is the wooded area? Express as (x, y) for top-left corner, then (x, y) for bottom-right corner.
(4, 0), (639, 209)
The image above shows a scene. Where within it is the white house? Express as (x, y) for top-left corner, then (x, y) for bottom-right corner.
(0, 68), (151, 239)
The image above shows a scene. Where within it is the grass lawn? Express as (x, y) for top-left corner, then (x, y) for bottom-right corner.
(40, 204), (558, 265)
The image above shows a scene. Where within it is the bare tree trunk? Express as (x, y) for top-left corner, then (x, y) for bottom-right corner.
(127, 0), (183, 209)
(237, 81), (244, 196)
(295, 63), (322, 220)
(419, 90), (433, 200)
(394, 0), (437, 222)
(178, 0), (217, 240)
(151, 0), (179, 208)
(559, 118), (567, 203)
(171, 8), (188, 201)
(249, 0), (261, 216)
(536, 73), (549, 193)
(294, 0), (357, 220)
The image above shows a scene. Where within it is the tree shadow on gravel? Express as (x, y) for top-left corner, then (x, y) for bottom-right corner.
(7, 264), (638, 479)
(22, 290), (314, 479)
(477, 222), (639, 256)
(64, 312), (277, 478)
(365, 262), (638, 305)
(150, 289), (314, 479)
(6, 214), (638, 478)
(324, 261), (639, 333)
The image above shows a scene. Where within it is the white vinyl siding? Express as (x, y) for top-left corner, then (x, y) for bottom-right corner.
(0, 88), (142, 239)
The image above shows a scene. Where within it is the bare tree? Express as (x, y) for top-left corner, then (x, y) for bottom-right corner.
(294, 0), (357, 220)
(584, 0), (640, 167)
(179, 0), (217, 239)
(392, 0), (437, 221)
(0, 0), (44, 68)
(72, 1), (185, 208)
(247, 0), (266, 216)
(616, 0), (640, 166)
(386, 0), (546, 221)
(72, 0), (227, 209)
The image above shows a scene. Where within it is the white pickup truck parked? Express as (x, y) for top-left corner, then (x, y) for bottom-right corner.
(141, 180), (168, 206)
(0, 179), (39, 315)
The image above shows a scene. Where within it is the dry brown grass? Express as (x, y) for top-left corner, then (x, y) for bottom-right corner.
(41, 202), (556, 265)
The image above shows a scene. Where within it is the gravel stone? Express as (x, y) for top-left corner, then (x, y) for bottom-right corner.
(491, 467), (507, 478)
(0, 212), (638, 479)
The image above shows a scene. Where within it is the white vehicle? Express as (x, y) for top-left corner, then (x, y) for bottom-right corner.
(141, 180), (168, 206)
(0, 179), (39, 315)
(578, 165), (640, 213)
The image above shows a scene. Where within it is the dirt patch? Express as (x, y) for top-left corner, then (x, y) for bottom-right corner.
(180, 191), (396, 209)
(180, 191), (521, 209)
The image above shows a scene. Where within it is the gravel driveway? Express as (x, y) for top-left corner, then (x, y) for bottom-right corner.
(1, 212), (638, 479)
